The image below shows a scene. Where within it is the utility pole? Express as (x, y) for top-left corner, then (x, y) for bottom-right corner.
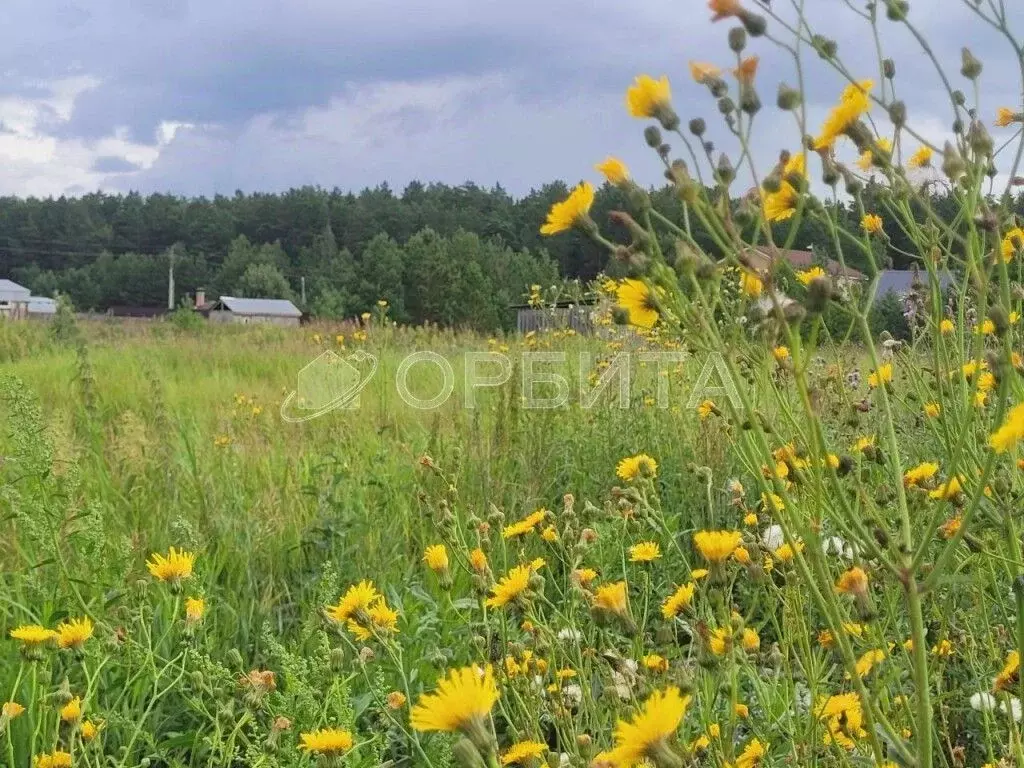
(301, 276), (306, 305)
(168, 249), (176, 310)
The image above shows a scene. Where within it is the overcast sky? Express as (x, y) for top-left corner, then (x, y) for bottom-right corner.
(0, 0), (1018, 199)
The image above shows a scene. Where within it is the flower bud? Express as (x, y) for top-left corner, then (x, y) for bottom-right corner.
(717, 155), (736, 186)
(688, 118), (706, 137)
(728, 26), (747, 52)
(888, 100), (907, 128)
(952, 90), (967, 107)
(960, 48), (983, 79)
(452, 738), (487, 768)
(942, 141), (966, 179)
(741, 11), (767, 36)
(717, 96), (735, 115)
(883, 58), (896, 78)
(885, 0), (909, 21)
(812, 35), (837, 59)
(739, 86), (761, 115)
(968, 120), (994, 155)
(776, 83), (801, 110)
(644, 126), (663, 148)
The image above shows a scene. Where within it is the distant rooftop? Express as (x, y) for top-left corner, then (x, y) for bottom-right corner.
(746, 248), (866, 280)
(216, 296), (302, 317)
(876, 270), (955, 296)
(28, 297), (57, 314)
(0, 279), (30, 300)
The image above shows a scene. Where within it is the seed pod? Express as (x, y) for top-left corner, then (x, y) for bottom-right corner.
(689, 118), (706, 137)
(777, 83), (801, 110)
(729, 26), (747, 52)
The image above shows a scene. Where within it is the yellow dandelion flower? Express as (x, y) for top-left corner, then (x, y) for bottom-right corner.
(9, 625), (57, 647)
(740, 270), (763, 298)
(689, 61), (722, 83)
(485, 565), (533, 609)
(693, 530), (742, 563)
(596, 157), (630, 185)
(540, 182), (595, 236)
(924, 402), (941, 418)
(932, 639), (954, 658)
(146, 547), (196, 585)
(796, 266), (826, 285)
(643, 654), (669, 673)
(56, 617), (94, 651)
(299, 728), (354, 755)
(501, 741), (548, 765)
(903, 461), (939, 487)
(774, 540), (804, 562)
(691, 568), (709, 580)
(929, 476), (964, 500)
(625, 75), (672, 119)
(851, 648), (885, 678)
(853, 435), (875, 453)
(33, 751), (72, 768)
(908, 146), (933, 168)
(616, 453), (658, 481)
(835, 567), (869, 596)
(772, 346), (790, 362)
(387, 691), (407, 709)
(503, 509), (549, 539)
(185, 597), (206, 625)
(469, 548), (489, 573)
(817, 693), (866, 749)
(573, 567), (598, 586)
(995, 650), (1020, 692)
(326, 580), (380, 623)
(995, 107), (1022, 127)
(606, 686), (691, 767)
(2, 701), (25, 719)
(741, 628), (760, 652)
(708, 0), (743, 21)
(616, 280), (659, 329)
(736, 738), (767, 768)
(1001, 228), (1024, 262)
(540, 525), (558, 543)
(629, 542), (662, 563)
(410, 665), (499, 733)
(867, 362), (892, 388)
(856, 137), (892, 171)
(697, 399), (716, 419)
(861, 214), (883, 234)
(814, 80), (872, 149)
(81, 720), (100, 741)
(594, 581), (630, 618)
(708, 627), (732, 656)
(423, 544), (449, 573)
(60, 697), (82, 723)
(661, 583), (695, 619)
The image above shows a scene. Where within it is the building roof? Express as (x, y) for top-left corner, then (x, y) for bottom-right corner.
(27, 296), (57, 314)
(876, 270), (955, 296)
(217, 296), (302, 317)
(0, 279), (30, 301)
(746, 248), (866, 280)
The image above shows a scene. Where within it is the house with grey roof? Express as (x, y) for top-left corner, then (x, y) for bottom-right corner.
(876, 270), (955, 298)
(207, 296), (302, 326)
(0, 279), (31, 319)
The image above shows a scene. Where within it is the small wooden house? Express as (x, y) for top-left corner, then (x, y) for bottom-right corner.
(0, 279), (31, 319)
(511, 300), (596, 335)
(207, 296), (302, 326)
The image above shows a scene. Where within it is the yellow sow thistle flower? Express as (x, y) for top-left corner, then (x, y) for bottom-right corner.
(81, 720), (100, 741)
(501, 741), (548, 766)
(939, 318), (955, 335)
(410, 664), (499, 736)
(60, 696), (82, 723)
(938, 516), (962, 539)
(616, 280), (660, 329)
(817, 693), (866, 750)
(502, 509), (548, 539)
(689, 60), (722, 84)
(741, 627), (760, 652)
(33, 751), (72, 768)
(185, 597), (206, 625)
(387, 691), (407, 709)
(625, 74), (673, 120)
(835, 566), (869, 597)
(861, 214), (884, 234)
(10, 625), (57, 647)
(796, 266), (826, 285)
(994, 650), (1020, 692)
(661, 583), (696, 619)
(929, 476), (964, 500)
(693, 530), (743, 563)
(814, 80), (873, 149)
(346, 599), (399, 641)
(56, 617), (94, 651)
(299, 728), (354, 755)
(486, 565), (533, 609)
(990, 403), (1024, 452)
(867, 362), (892, 388)
(772, 345), (790, 362)
(629, 542), (662, 563)
(995, 107), (1023, 127)
(146, 547), (196, 585)
(697, 399), (717, 419)
(469, 548), (488, 573)
(326, 580), (381, 623)
(708, 0), (744, 21)
(773, 540), (803, 562)
(573, 567), (598, 586)
(908, 145), (933, 168)
(423, 544), (449, 573)
(924, 402), (941, 418)
(595, 157), (629, 185)
(606, 686), (691, 767)
(856, 137), (892, 171)
(643, 653), (669, 673)
(736, 738), (767, 768)
(539, 182), (595, 236)
(904, 461), (939, 487)
(851, 648), (886, 678)
(540, 525), (558, 543)
(2, 701), (25, 719)
(1001, 227), (1024, 262)
(616, 453), (658, 481)
(593, 581), (630, 619)
(740, 270), (763, 298)
(734, 703), (750, 718)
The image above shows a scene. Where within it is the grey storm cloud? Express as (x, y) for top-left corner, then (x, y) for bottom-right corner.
(0, 0), (1020, 197)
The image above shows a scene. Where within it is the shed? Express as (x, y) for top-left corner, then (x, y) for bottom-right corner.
(27, 296), (57, 319)
(511, 300), (596, 335)
(876, 270), (955, 298)
(0, 279), (31, 319)
(208, 296), (302, 326)
(744, 248), (866, 282)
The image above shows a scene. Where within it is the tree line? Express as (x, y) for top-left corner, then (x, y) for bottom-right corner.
(2, 180), (1019, 329)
